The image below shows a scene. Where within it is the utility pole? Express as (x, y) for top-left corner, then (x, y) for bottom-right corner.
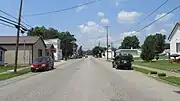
(105, 26), (109, 60)
(98, 41), (100, 47)
(111, 42), (113, 59)
(14, 0), (23, 72)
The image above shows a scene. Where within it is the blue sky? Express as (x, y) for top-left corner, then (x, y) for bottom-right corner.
(0, 0), (180, 49)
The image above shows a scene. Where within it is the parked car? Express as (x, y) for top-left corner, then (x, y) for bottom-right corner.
(31, 56), (54, 72)
(112, 54), (132, 70)
(85, 55), (88, 58)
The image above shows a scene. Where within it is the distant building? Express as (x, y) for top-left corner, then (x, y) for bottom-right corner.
(115, 49), (141, 58)
(0, 36), (46, 65)
(103, 48), (115, 59)
(168, 22), (180, 55)
(0, 46), (7, 65)
(46, 44), (56, 60)
(44, 38), (62, 60)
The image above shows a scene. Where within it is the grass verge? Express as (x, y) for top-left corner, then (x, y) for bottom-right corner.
(133, 60), (180, 72)
(134, 67), (180, 86)
(0, 66), (26, 73)
(134, 67), (151, 74)
(0, 68), (30, 80)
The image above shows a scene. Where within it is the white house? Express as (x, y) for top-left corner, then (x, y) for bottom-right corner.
(115, 49), (141, 58)
(44, 38), (62, 60)
(168, 23), (180, 56)
(103, 48), (115, 59)
(0, 46), (7, 65)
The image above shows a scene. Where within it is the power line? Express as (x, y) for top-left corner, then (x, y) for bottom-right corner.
(23, 0), (103, 17)
(128, 0), (169, 32)
(0, 9), (33, 28)
(0, 15), (28, 30)
(0, 22), (16, 28)
(136, 5), (180, 32)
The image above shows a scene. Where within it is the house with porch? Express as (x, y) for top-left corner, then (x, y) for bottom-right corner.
(0, 36), (46, 65)
(168, 22), (180, 57)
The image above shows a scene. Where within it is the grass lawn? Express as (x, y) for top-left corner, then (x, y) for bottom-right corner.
(133, 55), (168, 60)
(133, 60), (180, 72)
(160, 76), (180, 85)
(134, 67), (180, 85)
(0, 68), (30, 80)
(0, 66), (26, 73)
(134, 67), (151, 74)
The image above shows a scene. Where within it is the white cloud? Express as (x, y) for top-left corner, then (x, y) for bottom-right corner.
(79, 21), (106, 38)
(76, 5), (87, 12)
(117, 11), (142, 24)
(155, 13), (173, 22)
(115, 2), (119, 6)
(101, 18), (109, 25)
(97, 12), (105, 17)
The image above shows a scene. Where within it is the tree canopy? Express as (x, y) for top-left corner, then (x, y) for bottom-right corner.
(27, 26), (77, 59)
(141, 35), (156, 61)
(154, 33), (166, 53)
(121, 35), (140, 49)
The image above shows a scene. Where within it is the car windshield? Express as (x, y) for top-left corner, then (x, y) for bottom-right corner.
(33, 57), (48, 63)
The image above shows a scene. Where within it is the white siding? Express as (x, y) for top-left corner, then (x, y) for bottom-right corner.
(170, 27), (180, 55)
(44, 39), (62, 60)
(0, 49), (5, 65)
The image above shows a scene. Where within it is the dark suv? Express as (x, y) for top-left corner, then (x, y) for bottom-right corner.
(112, 54), (133, 70)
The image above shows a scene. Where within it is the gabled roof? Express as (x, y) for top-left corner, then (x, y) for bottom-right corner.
(0, 46), (7, 51)
(168, 22), (180, 41)
(46, 44), (54, 49)
(0, 36), (46, 47)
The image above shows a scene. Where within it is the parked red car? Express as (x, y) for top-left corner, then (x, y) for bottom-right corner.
(31, 56), (54, 72)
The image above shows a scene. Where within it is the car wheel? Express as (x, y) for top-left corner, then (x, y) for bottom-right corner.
(31, 68), (35, 72)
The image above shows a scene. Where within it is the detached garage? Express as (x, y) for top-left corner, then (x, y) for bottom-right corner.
(0, 36), (46, 65)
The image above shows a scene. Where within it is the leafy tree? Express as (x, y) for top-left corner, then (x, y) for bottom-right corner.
(121, 35), (140, 49)
(27, 26), (77, 59)
(154, 33), (166, 53)
(92, 46), (103, 57)
(141, 35), (156, 61)
(78, 46), (83, 56)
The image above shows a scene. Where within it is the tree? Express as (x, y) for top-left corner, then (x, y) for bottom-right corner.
(78, 46), (83, 56)
(27, 26), (77, 59)
(92, 46), (103, 57)
(121, 35), (140, 49)
(154, 33), (166, 53)
(141, 35), (156, 61)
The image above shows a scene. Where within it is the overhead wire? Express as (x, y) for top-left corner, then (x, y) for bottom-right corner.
(0, 22), (16, 29)
(0, 15), (28, 30)
(136, 5), (180, 32)
(128, 0), (169, 32)
(23, 0), (103, 17)
(0, 9), (33, 28)
(113, 3), (180, 44)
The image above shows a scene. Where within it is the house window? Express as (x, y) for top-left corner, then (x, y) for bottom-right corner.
(0, 51), (2, 61)
(176, 43), (180, 53)
(38, 49), (42, 57)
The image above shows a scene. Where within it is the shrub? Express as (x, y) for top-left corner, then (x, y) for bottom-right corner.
(150, 71), (158, 74)
(158, 73), (166, 77)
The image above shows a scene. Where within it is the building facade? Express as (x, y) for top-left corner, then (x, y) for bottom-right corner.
(44, 38), (62, 61)
(168, 23), (180, 56)
(0, 46), (7, 65)
(0, 36), (46, 65)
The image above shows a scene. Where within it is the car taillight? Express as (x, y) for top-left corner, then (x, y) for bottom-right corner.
(41, 64), (46, 67)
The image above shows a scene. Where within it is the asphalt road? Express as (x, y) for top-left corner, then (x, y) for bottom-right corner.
(0, 57), (180, 101)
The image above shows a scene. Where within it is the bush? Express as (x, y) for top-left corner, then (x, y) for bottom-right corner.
(158, 73), (166, 77)
(150, 71), (158, 74)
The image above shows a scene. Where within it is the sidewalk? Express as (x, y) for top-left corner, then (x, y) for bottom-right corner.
(0, 60), (66, 75)
(133, 64), (180, 77)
